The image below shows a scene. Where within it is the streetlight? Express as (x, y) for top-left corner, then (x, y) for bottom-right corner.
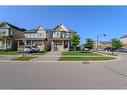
(97, 34), (106, 51)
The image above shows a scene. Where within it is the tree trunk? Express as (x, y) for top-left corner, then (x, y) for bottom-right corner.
(112, 50), (113, 55)
(74, 46), (76, 51)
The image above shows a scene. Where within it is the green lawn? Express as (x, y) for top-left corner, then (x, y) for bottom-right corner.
(0, 50), (17, 55)
(12, 56), (37, 61)
(97, 51), (117, 56)
(62, 51), (102, 56)
(59, 51), (116, 61)
(59, 57), (116, 61)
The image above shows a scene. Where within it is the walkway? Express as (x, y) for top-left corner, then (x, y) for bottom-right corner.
(31, 51), (62, 61)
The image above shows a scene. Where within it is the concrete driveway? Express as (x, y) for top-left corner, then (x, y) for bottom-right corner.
(0, 53), (127, 89)
(32, 51), (62, 61)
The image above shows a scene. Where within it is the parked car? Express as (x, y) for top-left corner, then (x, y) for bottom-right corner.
(84, 48), (89, 51)
(104, 47), (113, 51)
(17, 45), (40, 53)
(31, 46), (40, 52)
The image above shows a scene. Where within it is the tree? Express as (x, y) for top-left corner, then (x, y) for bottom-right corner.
(70, 33), (80, 50)
(111, 38), (123, 50)
(85, 38), (94, 50)
(111, 38), (123, 54)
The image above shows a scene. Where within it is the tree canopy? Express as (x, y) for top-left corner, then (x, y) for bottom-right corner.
(85, 38), (94, 49)
(111, 38), (123, 50)
(70, 33), (80, 50)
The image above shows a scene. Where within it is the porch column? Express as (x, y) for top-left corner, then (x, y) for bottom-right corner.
(42, 41), (44, 51)
(51, 41), (54, 51)
(31, 41), (33, 46)
(17, 40), (19, 48)
(10, 39), (12, 49)
(62, 41), (64, 51)
(68, 40), (70, 51)
(24, 40), (27, 46)
(4, 38), (7, 50)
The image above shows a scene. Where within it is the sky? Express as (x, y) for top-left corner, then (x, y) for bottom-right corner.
(0, 6), (127, 43)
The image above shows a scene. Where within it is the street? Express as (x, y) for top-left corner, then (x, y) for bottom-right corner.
(0, 53), (126, 89)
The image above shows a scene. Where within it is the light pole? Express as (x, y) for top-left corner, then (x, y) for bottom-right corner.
(97, 34), (106, 51)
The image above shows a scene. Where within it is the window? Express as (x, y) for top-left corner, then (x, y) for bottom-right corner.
(57, 32), (59, 36)
(33, 34), (36, 38)
(37, 33), (43, 38)
(29, 33), (33, 37)
(0, 28), (8, 36)
(25, 34), (28, 37)
(8, 29), (12, 35)
(64, 32), (70, 38)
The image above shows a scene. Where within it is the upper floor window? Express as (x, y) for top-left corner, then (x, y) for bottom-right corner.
(63, 32), (70, 38)
(37, 33), (43, 38)
(29, 34), (32, 37)
(25, 34), (28, 37)
(56, 32), (59, 36)
(0, 28), (9, 36)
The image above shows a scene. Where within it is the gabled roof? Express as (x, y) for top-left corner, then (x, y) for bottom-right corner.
(0, 22), (26, 31)
(25, 29), (36, 33)
(52, 24), (76, 33)
(46, 29), (52, 33)
(120, 35), (127, 38)
(25, 26), (48, 33)
(52, 24), (69, 31)
(68, 29), (76, 33)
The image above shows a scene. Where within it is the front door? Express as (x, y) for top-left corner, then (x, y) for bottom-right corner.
(57, 44), (62, 51)
(54, 43), (62, 51)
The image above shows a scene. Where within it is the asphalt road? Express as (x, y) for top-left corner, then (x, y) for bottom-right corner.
(0, 53), (127, 89)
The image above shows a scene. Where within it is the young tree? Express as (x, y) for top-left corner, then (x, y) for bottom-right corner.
(70, 33), (80, 51)
(85, 38), (94, 50)
(111, 38), (123, 50)
(111, 38), (123, 54)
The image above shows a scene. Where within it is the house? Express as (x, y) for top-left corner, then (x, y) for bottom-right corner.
(51, 24), (75, 51)
(0, 22), (26, 50)
(120, 35), (127, 48)
(93, 41), (112, 50)
(16, 26), (52, 51)
(0, 22), (76, 52)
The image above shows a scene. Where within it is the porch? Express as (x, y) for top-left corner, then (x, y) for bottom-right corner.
(0, 37), (13, 50)
(16, 38), (48, 51)
(51, 40), (70, 51)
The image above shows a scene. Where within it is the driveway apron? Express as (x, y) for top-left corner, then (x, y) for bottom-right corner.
(32, 51), (62, 61)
